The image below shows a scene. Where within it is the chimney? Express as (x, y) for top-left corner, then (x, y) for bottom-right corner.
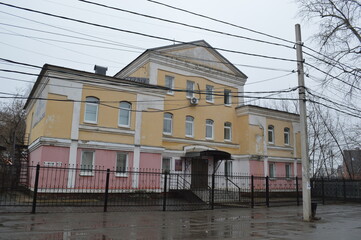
(94, 65), (108, 75)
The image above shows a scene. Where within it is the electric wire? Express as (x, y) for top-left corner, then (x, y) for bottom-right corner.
(146, 0), (295, 45)
(79, 0), (295, 50)
(0, 2), (299, 63)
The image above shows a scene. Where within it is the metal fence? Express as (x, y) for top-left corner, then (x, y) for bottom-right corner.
(311, 178), (361, 204)
(0, 163), (302, 213)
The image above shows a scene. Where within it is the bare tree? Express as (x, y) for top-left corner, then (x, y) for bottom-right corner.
(297, 0), (361, 95)
(0, 97), (26, 165)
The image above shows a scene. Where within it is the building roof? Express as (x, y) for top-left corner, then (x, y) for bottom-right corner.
(115, 40), (248, 79)
(23, 64), (168, 110)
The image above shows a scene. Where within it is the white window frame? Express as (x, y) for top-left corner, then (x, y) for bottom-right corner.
(115, 152), (128, 177)
(185, 116), (194, 138)
(84, 97), (99, 124)
(186, 80), (195, 98)
(285, 164), (291, 178)
(268, 125), (274, 144)
(224, 89), (232, 106)
(80, 151), (95, 176)
(269, 163), (276, 178)
(224, 122), (232, 141)
(163, 113), (173, 135)
(165, 75), (174, 95)
(206, 119), (214, 140)
(118, 101), (131, 128)
(206, 85), (214, 103)
(284, 127), (290, 145)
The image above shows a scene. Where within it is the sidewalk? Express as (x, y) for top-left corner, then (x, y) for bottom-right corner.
(0, 204), (360, 239)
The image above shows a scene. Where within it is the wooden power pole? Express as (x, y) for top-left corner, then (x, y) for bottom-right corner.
(295, 24), (312, 221)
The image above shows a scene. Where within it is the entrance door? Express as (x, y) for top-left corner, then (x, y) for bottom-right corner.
(191, 158), (208, 189)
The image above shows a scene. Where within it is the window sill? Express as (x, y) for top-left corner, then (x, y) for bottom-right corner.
(80, 172), (94, 177)
(206, 100), (214, 104)
(83, 121), (98, 125)
(166, 92), (174, 96)
(205, 138), (214, 141)
(118, 125), (131, 129)
(163, 133), (172, 136)
(115, 173), (128, 177)
(185, 135), (194, 139)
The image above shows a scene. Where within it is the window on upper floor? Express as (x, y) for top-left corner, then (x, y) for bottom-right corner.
(116, 152), (128, 176)
(165, 75), (174, 95)
(206, 85), (214, 103)
(186, 80), (195, 98)
(118, 101), (131, 128)
(224, 122), (232, 141)
(268, 125), (274, 144)
(80, 151), (95, 176)
(269, 163), (276, 178)
(185, 116), (194, 137)
(224, 89), (232, 106)
(163, 113), (173, 135)
(84, 97), (99, 124)
(206, 119), (214, 139)
(284, 127), (290, 145)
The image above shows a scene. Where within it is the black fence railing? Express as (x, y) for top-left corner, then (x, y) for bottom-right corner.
(311, 178), (361, 204)
(0, 163), (303, 213)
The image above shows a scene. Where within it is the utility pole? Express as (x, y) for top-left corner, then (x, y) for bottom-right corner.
(295, 24), (311, 221)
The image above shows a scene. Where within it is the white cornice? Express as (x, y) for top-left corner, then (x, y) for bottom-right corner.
(162, 137), (240, 149)
(268, 156), (301, 162)
(236, 105), (300, 122)
(267, 145), (294, 151)
(28, 137), (71, 152)
(79, 124), (135, 136)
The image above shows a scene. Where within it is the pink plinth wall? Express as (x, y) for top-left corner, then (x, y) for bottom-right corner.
(28, 146), (162, 190)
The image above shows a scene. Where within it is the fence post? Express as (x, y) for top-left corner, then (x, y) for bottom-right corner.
(103, 169), (110, 212)
(265, 176), (269, 207)
(211, 173), (215, 210)
(31, 164), (40, 214)
(321, 177), (325, 205)
(162, 171), (168, 211)
(296, 176), (300, 206)
(176, 174), (179, 190)
(251, 175), (254, 208)
(343, 178), (347, 201)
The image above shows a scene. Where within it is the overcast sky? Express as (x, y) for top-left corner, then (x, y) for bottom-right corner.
(0, 0), (320, 104)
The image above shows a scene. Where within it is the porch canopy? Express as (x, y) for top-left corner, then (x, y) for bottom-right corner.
(185, 150), (232, 161)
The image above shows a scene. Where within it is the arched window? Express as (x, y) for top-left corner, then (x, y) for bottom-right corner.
(185, 116), (194, 137)
(268, 125), (274, 143)
(224, 122), (232, 141)
(118, 101), (131, 127)
(206, 119), (214, 139)
(163, 113), (173, 135)
(284, 127), (290, 145)
(84, 96), (99, 123)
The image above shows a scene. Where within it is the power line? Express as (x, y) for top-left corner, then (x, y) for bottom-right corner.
(306, 89), (361, 115)
(0, 13), (295, 73)
(0, 57), (299, 95)
(147, 0), (295, 45)
(0, 2), (298, 63)
(79, 0), (295, 50)
(304, 62), (361, 92)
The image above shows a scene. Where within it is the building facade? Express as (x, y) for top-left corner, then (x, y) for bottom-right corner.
(24, 40), (302, 189)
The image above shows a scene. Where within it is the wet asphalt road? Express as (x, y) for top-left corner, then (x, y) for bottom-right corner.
(0, 204), (360, 239)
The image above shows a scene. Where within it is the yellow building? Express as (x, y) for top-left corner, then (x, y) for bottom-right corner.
(24, 40), (301, 188)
